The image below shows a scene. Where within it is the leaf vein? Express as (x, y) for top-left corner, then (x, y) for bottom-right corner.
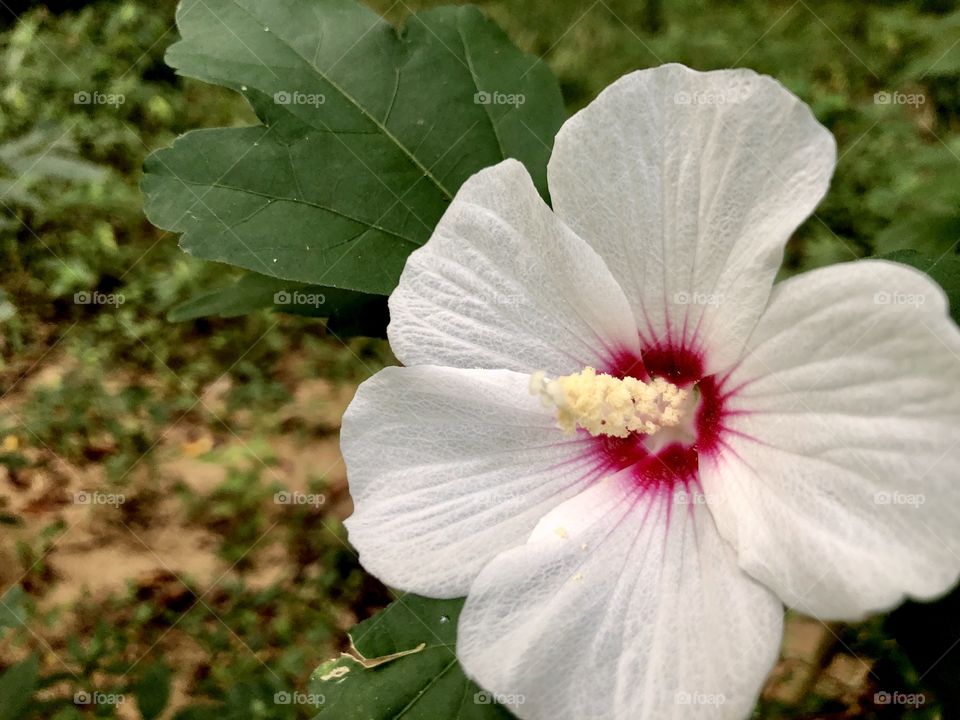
(172, 178), (421, 246)
(228, 0), (455, 200)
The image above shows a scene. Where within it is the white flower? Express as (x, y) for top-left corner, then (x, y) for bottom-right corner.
(340, 64), (960, 720)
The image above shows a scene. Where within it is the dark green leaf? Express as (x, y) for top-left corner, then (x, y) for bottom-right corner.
(284, 285), (390, 338)
(168, 271), (389, 337)
(167, 272), (289, 321)
(136, 661), (172, 720)
(0, 655), (39, 720)
(887, 588), (960, 717)
(312, 594), (515, 719)
(142, 0), (565, 295)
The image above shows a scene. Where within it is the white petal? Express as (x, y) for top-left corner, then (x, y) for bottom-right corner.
(548, 64), (836, 371)
(342, 365), (599, 597)
(702, 259), (960, 620)
(458, 476), (783, 720)
(388, 159), (642, 375)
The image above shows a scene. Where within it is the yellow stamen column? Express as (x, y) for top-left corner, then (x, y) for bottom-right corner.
(530, 367), (687, 439)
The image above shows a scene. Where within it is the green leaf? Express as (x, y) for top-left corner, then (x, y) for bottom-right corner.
(167, 272), (287, 322)
(0, 655), (39, 720)
(0, 126), (108, 217)
(312, 594), (516, 719)
(883, 250), (960, 324)
(136, 661), (172, 720)
(0, 127), (108, 185)
(0, 586), (27, 636)
(168, 271), (389, 337)
(875, 215), (960, 258)
(0, 289), (15, 323)
(142, 0), (565, 296)
(286, 285), (390, 338)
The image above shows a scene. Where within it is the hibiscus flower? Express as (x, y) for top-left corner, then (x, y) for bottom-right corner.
(340, 64), (960, 719)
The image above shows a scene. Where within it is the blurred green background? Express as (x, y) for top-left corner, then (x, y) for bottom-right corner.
(1, 0), (958, 717)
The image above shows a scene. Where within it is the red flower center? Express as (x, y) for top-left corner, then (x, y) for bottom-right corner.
(588, 341), (731, 494)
